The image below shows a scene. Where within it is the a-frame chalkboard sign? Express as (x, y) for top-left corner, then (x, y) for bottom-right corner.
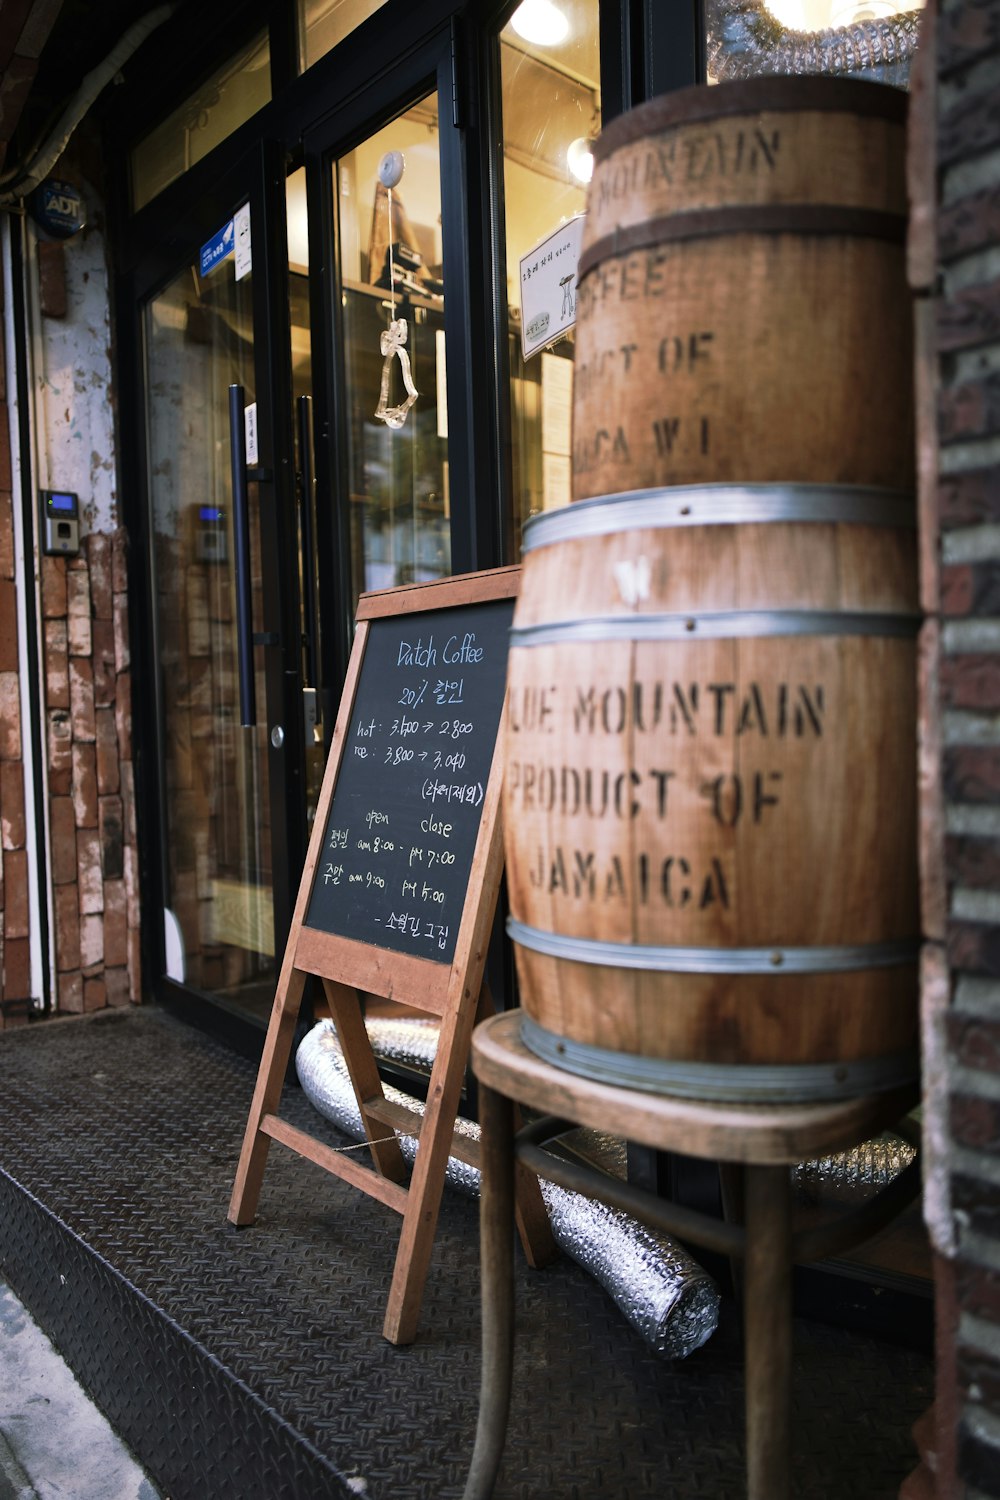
(229, 567), (553, 1344)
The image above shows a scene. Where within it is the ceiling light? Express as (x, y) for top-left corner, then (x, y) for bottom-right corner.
(567, 136), (595, 184)
(510, 0), (570, 47)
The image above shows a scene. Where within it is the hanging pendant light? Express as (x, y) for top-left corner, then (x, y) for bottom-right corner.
(510, 0), (570, 47)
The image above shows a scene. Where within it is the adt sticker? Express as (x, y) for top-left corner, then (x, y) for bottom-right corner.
(31, 179), (86, 240)
(200, 220), (234, 278)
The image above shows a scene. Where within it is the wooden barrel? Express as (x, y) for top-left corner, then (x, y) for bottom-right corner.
(503, 483), (920, 1101)
(572, 77), (913, 498)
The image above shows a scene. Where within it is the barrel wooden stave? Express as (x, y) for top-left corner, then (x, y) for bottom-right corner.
(585, 93), (907, 241)
(503, 495), (919, 1100)
(513, 949), (918, 1074)
(573, 79), (912, 501)
(505, 634), (918, 952)
(510, 519), (918, 625)
(510, 77), (918, 1101)
(572, 234), (914, 498)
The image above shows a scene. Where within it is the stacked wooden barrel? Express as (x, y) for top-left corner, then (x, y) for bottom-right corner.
(504, 77), (919, 1102)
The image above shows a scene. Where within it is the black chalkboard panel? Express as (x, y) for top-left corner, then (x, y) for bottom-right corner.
(304, 596), (515, 964)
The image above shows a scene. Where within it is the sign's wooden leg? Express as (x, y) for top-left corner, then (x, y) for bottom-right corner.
(228, 966), (306, 1226)
(322, 978), (406, 1182)
(383, 981), (482, 1345)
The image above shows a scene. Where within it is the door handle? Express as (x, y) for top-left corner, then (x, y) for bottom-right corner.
(228, 383), (256, 727)
(296, 394), (320, 692)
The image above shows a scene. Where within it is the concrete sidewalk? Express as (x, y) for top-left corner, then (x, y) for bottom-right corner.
(0, 1282), (162, 1500)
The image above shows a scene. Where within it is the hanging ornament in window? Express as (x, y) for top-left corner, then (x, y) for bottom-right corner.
(373, 151), (418, 430)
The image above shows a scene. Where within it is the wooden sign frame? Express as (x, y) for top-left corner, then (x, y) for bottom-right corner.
(229, 566), (553, 1344)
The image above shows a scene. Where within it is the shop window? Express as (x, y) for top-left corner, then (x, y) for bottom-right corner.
(705, 0), (925, 87)
(298, 0), (390, 71)
(334, 96), (450, 602)
(131, 31), (271, 210)
(499, 0), (600, 545)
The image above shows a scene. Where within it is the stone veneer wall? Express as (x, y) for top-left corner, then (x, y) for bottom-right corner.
(40, 539), (139, 1013)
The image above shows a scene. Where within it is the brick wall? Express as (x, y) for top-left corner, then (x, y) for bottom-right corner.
(154, 527), (270, 994)
(917, 0), (1000, 1495)
(41, 539), (139, 1013)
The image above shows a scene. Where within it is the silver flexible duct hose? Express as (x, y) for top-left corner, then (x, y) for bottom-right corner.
(296, 1017), (722, 1361)
(793, 1134), (917, 1203)
(0, 4), (176, 203)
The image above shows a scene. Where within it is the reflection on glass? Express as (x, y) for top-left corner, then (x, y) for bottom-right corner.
(705, 0), (925, 87)
(144, 257), (275, 1020)
(131, 32), (271, 209)
(500, 0), (599, 544)
(335, 96), (450, 604)
(298, 0), (390, 71)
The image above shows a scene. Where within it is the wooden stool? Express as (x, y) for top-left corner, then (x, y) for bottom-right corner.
(463, 1010), (921, 1500)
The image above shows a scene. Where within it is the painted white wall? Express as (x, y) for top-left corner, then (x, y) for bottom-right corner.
(31, 195), (118, 536)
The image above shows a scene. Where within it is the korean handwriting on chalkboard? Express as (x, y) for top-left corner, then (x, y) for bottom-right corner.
(384, 913), (450, 951)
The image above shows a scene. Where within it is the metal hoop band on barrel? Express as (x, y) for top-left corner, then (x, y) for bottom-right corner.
(519, 1014), (919, 1103)
(591, 77), (908, 163)
(509, 610), (920, 647)
(507, 918), (918, 975)
(578, 204), (907, 284)
(520, 484), (915, 552)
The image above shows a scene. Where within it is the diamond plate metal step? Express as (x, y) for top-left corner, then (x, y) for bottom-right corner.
(0, 1006), (932, 1500)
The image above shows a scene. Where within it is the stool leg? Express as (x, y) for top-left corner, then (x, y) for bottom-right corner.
(743, 1164), (792, 1500)
(463, 1082), (516, 1500)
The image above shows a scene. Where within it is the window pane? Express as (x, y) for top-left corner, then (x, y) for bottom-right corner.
(131, 32), (271, 209)
(335, 97), (450, 602)
(299, 0), (390, 71)
(500, 0), (600, 544)
(706, 1), (925, 87)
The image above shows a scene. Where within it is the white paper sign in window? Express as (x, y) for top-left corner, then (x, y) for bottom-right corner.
(234, 201), (252, 280)
(518, 215), (584, 361)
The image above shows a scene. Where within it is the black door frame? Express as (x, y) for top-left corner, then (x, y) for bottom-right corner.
(116, 138), (306, 1052)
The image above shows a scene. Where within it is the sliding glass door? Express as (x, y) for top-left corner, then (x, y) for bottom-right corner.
(141, 145), (305, 1031)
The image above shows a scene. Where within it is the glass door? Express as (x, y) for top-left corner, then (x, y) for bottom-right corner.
(141, 144), (304, 1031)
(302, 28), (484, 648)
(334, 98), (450, 599)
